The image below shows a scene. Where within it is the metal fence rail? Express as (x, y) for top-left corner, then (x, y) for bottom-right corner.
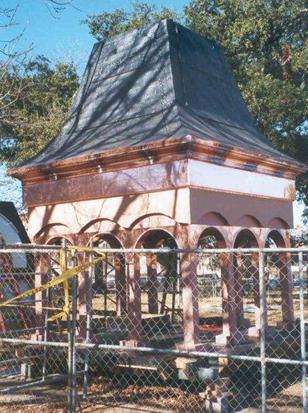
(0, 245), (307, 413)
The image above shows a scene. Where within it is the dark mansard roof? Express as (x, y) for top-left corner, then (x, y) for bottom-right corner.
(22, 19), (296, 166)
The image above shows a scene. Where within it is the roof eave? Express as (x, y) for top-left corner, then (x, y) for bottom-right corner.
(8, 135), (305, 183)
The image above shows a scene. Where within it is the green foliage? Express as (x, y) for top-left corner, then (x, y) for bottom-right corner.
(185, 0), (307, 203)
(0, 55), (79, 164)
(290, 227), (308, 246)
(84, 1), (180, 41)
(1, 0), (307, 209)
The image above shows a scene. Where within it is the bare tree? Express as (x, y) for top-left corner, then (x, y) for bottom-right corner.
(0, 1), (75, 125)
(0, 6), (29, 122)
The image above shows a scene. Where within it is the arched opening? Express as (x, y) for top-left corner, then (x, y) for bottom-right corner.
(197, 228), (228, 341)
(34, 223), (69, 243)
(33, 236), (74, 339)
(136, 230), (180, 337)
(136, 229), (178, 249)
(129, 213), (176, 230)
(233, 230), (260, 334)
(197, 228), (227, 341)
(79, 218), (121, 234)
(47, 236), (72, 246)
(198, 227), (226, 249)
(234, 229), (259, 249)
(265, 230), (294, 329)
(91, 234), (126, 322)
(266, 230), (285, 248)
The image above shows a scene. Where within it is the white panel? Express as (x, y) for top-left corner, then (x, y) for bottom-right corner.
(189, 160), (295, 200)
(0, 213), (27, 268)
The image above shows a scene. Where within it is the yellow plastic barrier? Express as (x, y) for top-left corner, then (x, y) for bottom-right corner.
(0, 247), (106, 321)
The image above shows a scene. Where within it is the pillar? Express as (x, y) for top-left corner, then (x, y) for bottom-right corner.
(146, 253), (158, 314)
(180, 251), (200, 350)
(234, 253), (245, 329)
(78, 250), (92, 340)
(115, 253), (127, 316)
(216, 253), (238, 345)
(248, 252), (266, 338)
(123, 253), (142, 346)
(279, 252), (295, 329)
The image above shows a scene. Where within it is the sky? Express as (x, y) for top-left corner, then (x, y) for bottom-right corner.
(4, 0), (186, 71)
(1, 0), (306, 226)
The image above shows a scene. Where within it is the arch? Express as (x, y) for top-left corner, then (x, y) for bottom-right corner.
(266, 230), (286, 248)
(196, 227), (228, 339)
(233, 229), (260, 334)
(135, 228), (178, 249)
(264, 230), (294, 329)
(129, 213), (176, 230)
(135, 229), (179, 319)
(268, 217), (289, 230)
(233, 229), (259, 248)
(79, 218), (121, 234)
(34, 223), (69, 240)
(198, 212), (229, 226)
(89, 233), (126, 318)
(198, 227), (227, 248)
(46, 236), (72, 246)
(236, 215), (262, 228)
(90, 232), (123, 249)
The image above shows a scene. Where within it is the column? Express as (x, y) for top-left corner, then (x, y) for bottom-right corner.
(123, 253), (142, 346)
(216, 253), (238, 345)
(115, 253), (127, 316)
(78, 250), (92, 340)
(248, 252), (264, 337)
(234, 254), (245, 329)
(146, 253), (158, 314)
(180, 251), (200, 350)
(279, 252), (295, 329)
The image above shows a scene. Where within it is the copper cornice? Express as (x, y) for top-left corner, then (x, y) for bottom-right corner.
(9, 135), (305, 183)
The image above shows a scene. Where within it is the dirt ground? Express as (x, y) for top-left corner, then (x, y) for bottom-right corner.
(0, 289), (306, 413)
(0, 375), (304, 413)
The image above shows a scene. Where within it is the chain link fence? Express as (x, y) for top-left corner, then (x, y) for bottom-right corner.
(0, 244), (307, 412)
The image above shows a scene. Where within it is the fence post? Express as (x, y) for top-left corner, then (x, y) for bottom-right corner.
(299, 251), (307, 413)
(83, 243), (94, 399)
(259, 250), (267, 413)
(66, 242), (77, 413)
(42, 268), (51, 381)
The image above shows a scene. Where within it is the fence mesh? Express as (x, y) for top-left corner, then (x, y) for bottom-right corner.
(0, 245), (307, 413)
